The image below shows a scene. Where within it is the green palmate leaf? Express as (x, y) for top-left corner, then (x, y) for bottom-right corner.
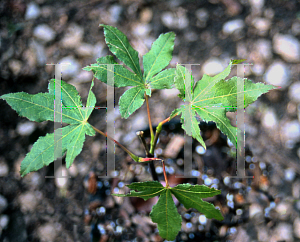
(100, 24), (143, 80)
(149, 68), (176, 89)
(119, 86), (145, 119)
(85, 81), (97, 120)
(182, 105), (206, 149)
(171, 184), (223, 221)
(196, 106), (238, 148)
(112, 181), (165, 200)
(113, 181), (223, 240)
(83, 56), (143, 87)
(1, 92), (61, 123)
(198, 76), (277, 109)
(143, 32), (175, 81)
(84, 27), (178, 119)
(150, 189), (182, 241)
(173, 60), (277, 149)
(48, 79), (86, 122)
(1, 80), (96, 176)
(84, 55), (145, 118)
(174, 65), (194, 100)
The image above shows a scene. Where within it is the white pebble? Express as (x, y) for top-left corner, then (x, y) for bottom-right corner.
(25, 2), (40, 20)
(285, 168), (296, 182)
(202, 58), (224, 76)
(281, 120), (300, 142)
(33, 24), (55, 42)
(288, 82), (300, 103)
(273, 34), (300, 62)
(223, 19), (245, 34)
(0, 162), (9, 177)
(263, 61), (290, 88)
(0, 215), (9, 229)
(17, 122), (36, 136)
(262, 109), (278, 129)
(57, 56), (80, 79)
(199, 215), (207, 225)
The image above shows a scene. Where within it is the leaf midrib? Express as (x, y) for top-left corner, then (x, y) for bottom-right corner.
(172, 187), (218, 195)
(95, 65), (143, 86)
(193, 88), (264, 105)
(5, 96), (82, 123)
(145, 33), (173, 81)
(105, 27), (142, 80)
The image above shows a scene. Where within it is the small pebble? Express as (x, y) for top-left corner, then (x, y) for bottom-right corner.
(249, 203), (263, 219)
(189, 170), (199, 177)
(281, 120), (300, 142)
(252, 17), (271, 33)
(284, 168), (296, 182)
(275, 202), (292, 220)
(199, 215), (207, 225)
(272, 223), (293, 241)
(202, 58), (224, 76)
(109, 5), (122, 23)
(273, 34), (300, 62)
(249, 0), (264, 10)
(0, 162), (9, 177)
(264, 61), (290, 88)
(17, 122), (36, 136)
(0, 215), (9, 229)
(54, 167), (69, 189)
(8, 59), (22, 75)
(57, 56), (80, 79)
(204, 178), (212, 186)
(195, 8), (209, 22)
(33, 24), (56, 43)
(37, 223), (59, 242)
(262, 109), (278, 129)
(155, 166), (163, 174)
(18, 191), (38, 212)
(255, 39), (272, 60)
(25, 2), (40, 20)
(222, 19), (244, 34)
(61, 24), (84, 48)
(288, 82), (300, 103)
(294, 217), (300, 238)
(196, 145), (206, 155)
(76, 43), (94, 57)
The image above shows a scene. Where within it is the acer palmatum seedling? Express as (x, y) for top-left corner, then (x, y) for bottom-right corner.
(1, 24), (278, 240)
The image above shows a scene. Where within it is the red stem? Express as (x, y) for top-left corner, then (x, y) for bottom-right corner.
(162, 160), (169, 188)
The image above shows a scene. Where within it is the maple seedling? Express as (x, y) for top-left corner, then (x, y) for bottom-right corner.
(0, 24), (277, 240)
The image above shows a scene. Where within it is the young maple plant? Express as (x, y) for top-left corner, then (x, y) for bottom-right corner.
(1, 24), (277, 240)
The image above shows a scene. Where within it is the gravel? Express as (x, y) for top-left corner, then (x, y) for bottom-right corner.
(33, 24), (56, 43)
(222, 19), (245, 35)
(273, 33), (300, 62)
(288, 81), (300, 102)
(1, 1), (300, 241)
(263, 61), (290, 88)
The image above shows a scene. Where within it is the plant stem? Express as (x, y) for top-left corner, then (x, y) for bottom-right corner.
(149, 113), (179, 154)
(162, 160), (169, 188)
(91, 125), (139, 162)
(145, 93), (154, 145)
(136, 131), (150, 156)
